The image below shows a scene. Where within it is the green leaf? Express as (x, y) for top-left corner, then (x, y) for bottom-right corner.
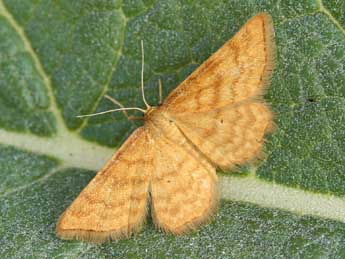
(1, 0), (345, 258)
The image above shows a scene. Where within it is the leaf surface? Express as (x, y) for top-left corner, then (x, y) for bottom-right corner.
(1, 0), (345, 257)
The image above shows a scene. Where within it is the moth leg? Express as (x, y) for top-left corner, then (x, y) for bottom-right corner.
(128, 116), (144, 121)
(158, 78), (163, 105)
(104, 95), (144, 121)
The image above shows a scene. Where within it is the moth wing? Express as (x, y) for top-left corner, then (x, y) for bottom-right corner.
(162, 13), (275, 114)
(160, 13), (275, 169)
(56, 127), (153, 243)
(149, 129), (218, 234)
(172, 101), (274, 169)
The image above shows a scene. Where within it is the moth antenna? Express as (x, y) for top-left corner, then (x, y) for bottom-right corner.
(158, 78), (163, 104)
(76, 107), (146, 118)
(141, 40), (151, 109)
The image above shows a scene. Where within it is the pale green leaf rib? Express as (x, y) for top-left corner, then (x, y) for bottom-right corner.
(1, 126), (345, 223)
(220, 175), (345, 222)
(0, 0), (114, 171)
(317, 0), (345, 35)
(76, 8), (128, 133)
(0, 165), (64, 198)
(0, 0), (66, 133)
(0, 128), (113, 171)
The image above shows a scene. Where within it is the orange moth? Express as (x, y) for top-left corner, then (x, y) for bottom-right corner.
(56, 12), (275, 243)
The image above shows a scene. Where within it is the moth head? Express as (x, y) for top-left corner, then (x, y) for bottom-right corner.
(144, 106), (158, 120)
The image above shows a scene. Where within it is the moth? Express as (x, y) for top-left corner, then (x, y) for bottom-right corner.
(56, 12), (275, 243)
